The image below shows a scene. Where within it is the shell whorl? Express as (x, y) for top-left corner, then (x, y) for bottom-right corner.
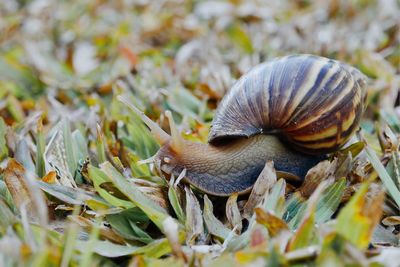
(209, 54), (368, 154)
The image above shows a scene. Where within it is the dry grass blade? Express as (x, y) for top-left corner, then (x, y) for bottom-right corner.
(4, 159), (47, 224)
(226, 193), (242, 234)
(298, 159), (337, 198)
(336, 182), (385, 249)
(163, 217), (187, 262)
(255, 208), (289, 237)
(0, 199), (16, 231)
(263, 179), (286, 215)
(168, 176), (186, 224)
(370, 248), (400, 266)
(44, 130), (77, 188)
(184, 186), (204, 245)
(38, 180), (100, 205)
(372, 224), (399, 246)
(14, 139), (35, 174)
(1, 0), (400, 265)
(286, 246), (319, 263)
(0, 230), (22, 260)
(203, 195), (232, 241)
(382, 216), (400, 226)
(69, 215), (126, 244)
(243, 161), (277, 219)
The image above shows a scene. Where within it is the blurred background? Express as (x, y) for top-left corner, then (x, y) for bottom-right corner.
(1, 0), (399, 121)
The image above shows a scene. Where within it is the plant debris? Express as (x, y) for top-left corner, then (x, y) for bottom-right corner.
(0, 0), (399, 266)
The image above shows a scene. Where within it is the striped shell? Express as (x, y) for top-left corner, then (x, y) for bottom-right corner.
(209, 54), (368, 154)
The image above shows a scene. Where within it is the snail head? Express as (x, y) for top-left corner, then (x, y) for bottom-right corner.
(117, 96), (186, 176)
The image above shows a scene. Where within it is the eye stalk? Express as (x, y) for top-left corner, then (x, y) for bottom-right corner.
(165, 111), (184, 154)
(117, 95), (170, 145)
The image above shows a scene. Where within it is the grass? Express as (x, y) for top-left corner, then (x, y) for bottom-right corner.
(0, 0), (399, 266)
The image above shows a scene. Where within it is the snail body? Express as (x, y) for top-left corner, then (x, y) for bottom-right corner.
(119, 54), (367, 196)
(156, 135), (322, 195)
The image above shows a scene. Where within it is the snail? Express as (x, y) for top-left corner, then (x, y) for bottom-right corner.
(118, 54), (367, 196)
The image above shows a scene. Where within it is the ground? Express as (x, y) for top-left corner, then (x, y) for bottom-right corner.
(0, 0), (399, 266)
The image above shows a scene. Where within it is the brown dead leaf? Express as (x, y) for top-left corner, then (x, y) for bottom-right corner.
(363, 190), (386, 229)
(335, 152), (353, 179)
(255, 207), (289, 237)
(197, 83), (223, 100)
(42, 171), (57, 184)
(298, 159), (338, 198)
(382, 216), (400, 226)
(97, 83), (113, 95)
(119, 45), (139, 68)
(4, 159), (44, 222)
(69, 215), (126, 244)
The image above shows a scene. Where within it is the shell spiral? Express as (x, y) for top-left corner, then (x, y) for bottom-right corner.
(209, 55), (368, 154)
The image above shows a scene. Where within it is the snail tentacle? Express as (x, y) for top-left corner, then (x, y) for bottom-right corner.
(117, 95), (170, 145)
(165, 110), (184, 153)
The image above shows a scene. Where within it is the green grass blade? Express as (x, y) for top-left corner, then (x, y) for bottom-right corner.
(365, 144), (400, 208)
(168, 178), (185, 224)
(100, 162), (170, 230)
(35, 119), (45, 178)
(88, 165), (135, 208)
(0, 118), (8, 161)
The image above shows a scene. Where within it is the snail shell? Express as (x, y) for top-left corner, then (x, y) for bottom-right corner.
(210, 54), (367, 154)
